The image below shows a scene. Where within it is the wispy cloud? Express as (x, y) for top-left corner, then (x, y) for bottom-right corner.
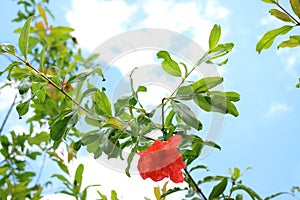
(266, 103), (293, 117)
(66, 0), (230, 52)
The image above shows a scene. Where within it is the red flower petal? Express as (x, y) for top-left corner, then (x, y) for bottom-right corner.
(137, 135), (185, 183)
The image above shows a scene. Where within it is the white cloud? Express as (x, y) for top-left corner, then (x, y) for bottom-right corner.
(43, 156), (186, 200)
(66, 0), (230, 52)
(66, 0), (137, 51)
(266, 103), (293, 117)
(0, 82), (18, 111)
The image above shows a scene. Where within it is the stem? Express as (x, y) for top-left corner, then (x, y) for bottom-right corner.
(15, 55), (90, 114)
(161, 54), (208, 131)
(184, 168), (207, 200)
(0, 94), (18, 136)
(276, 2), (300, 25)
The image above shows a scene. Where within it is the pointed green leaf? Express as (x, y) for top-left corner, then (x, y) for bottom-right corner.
(74, 164), (84, 188)
(209, 178), (228, 200)
(93, 90), (112, 117)
(0, 43), (16, 55)
(171, 100), (202, 130)
(209, 25), (221, 50)
(290, 0), (300, 19)
(261, 0), (277, 4)
(126, 144), (138, 177)
(256, 25), (293, 53)
(230, 185), (262, 200)
(37, 4), (48, 26)
(269, 9), (295, 23)
(278, 35), (300, 48)
(16, 100), (30, 117)
(111, 190), (118, 200)
(189, 165), (209, 173)
(157, 51), (181, 77)
(49, 110), (78, 141)
(192, 77), (223, 93)
(19, 16), (34, 58)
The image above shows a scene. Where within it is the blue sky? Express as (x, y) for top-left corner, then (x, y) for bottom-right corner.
(1, 0), (300, 199)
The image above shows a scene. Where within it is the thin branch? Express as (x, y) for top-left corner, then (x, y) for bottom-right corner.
(15, 55), (90, 114)
(0, 94), (18, 136)
(184, 168), (207, 200)
(276, 2), (300, 25)
(35, 148), (47, 185)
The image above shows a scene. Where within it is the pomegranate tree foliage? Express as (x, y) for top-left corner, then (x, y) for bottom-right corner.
(0, 0), (299, 200)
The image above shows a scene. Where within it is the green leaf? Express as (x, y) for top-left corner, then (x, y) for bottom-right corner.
(256, 25), (293, 53)
(209, 178), (228, 200)
(269, 9), (294, 23)
(203, 140), (221, 150)
(52, 174), (71, 185)
(161, 187), (186, 198)
(157, 51), (181, 77)
(189, 165), (209, 173)
(264, 192), (289, 200)
(19, 15), (34, 58)
(278, 35), (300, 48)
(74, 140), (82, 151)
(125, 144), (138, 177)
(137, 85), (147, 92)
(0, 43), (16, 55)
(37, 4), (48, 25)
(49, 110), (78, 141)
(176, 85), (194, 100)
(230, 185), (262, 200)
(261, 0), (277, 4)
(209, 24), (221, 50)
(111, 190), (118, 200)
(154, 187), (161, 200)
(74, 164), (84, 188)
(28, 132), (50, 145)
(97, 191), (108, 200)
(82, 133), (100, 145)
(16, 100), (30, 117)
(18, 78), (31, 95)
(93, 90), (112, 117)
(290, 0), (300, 19)
(32, 83), (46, 103)
(226, 92), (240, 102)
(171, 101), (202, 130)
(67, 69), (93, 85)
(192, 77), (223, 93)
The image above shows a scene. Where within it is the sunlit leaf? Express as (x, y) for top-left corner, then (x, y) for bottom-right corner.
(192, 77), (223, 93)
(37, 4), (48, 26)
(290, 0), (300, 19)
(209, 178), (228, 200)
(0, 43), (16, 55)
(261, 0), (277, 4)
(74, 164), (84, 189)
(231, 185), (262, 200)
(157, 51), (181, 77)
(29, 132), (50, 145)
(269, 9), (294, 23)
(93, 90), (112, 117)
(256, 25), (293, 53)
(16, 100), (30, 117)
(209, 24), (221, 50)
(278, 35), (300, 48)
(19, 16), (34, 58)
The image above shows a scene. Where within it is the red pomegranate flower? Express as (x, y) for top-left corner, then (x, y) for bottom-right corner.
(137, 135), (185, 183)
